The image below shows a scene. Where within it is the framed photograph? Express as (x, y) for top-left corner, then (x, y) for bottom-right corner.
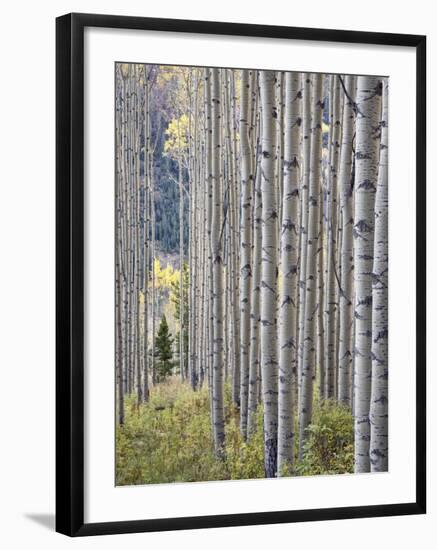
(56, 12), (426, 536)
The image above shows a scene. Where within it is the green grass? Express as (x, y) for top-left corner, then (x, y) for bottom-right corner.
(116, 378), (354, 486)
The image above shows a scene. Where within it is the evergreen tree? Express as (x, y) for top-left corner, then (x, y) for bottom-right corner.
(155, 315), (175, 382)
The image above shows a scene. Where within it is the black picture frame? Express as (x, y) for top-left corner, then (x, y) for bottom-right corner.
(56, 12), (426, 537)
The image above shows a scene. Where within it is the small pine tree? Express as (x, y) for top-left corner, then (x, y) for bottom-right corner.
(155, 315), (174, 382)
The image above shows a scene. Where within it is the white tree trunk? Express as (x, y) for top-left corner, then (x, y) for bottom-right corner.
(353, 75), (382, 473)
(239, 69), (253, 438)
(210, 68), (225, 456)
(278, 72), (301, 474)
(247, 148), (262, 438)
(324, 75), (342, 399)
(297, 74), (311, 412)
(337, 75), (357, 406)
(259, 70), (278, 477)
(298, 73), (323, 459)
(369, 78), (388, 472)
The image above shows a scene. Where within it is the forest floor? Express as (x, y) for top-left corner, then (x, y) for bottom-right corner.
(116, 378), (354, 486)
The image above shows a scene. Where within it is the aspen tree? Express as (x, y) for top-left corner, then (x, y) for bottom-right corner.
(353, 75), (382, 473)
(134, 66), (143, 406)
(316, 174), (325, 401)
(142, 65), (151, 401)
(337, 75), (357, 406)
(239, 69), (253, 438)
(247, 147), (262, 438)
(178, 113), (185, 381)
(297, 74), (311, 407)
(259, 70), (278, 477)
(225, 73), (239, 407)
(278, 72), (301, 474)
(299, 73), (323, 459)
(229, 71), (241, 408)
(369, 78), (388, 472)
(115, 65), (125, 423)
(210, 68), (225, 456)
(205, 68), (215, 412)
(324, 75), (342, 399)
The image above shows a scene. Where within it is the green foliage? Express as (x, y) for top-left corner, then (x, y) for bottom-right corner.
(116, 381), (227, 485)
(295, 399), (354, 476)
(154, 315), (174, 382)
(170, 262), (189, 320)
(224, 406), (265, 480)
(116, 381), (354, 486)
(170, 263), (189, 374)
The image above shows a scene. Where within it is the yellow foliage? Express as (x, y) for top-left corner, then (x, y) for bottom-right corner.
(154, 258), (180, 288)
(164, 114), (189, 158)
(137, 259), (180, 305)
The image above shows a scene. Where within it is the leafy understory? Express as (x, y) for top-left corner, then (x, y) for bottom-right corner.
(116, 379), (353, 486)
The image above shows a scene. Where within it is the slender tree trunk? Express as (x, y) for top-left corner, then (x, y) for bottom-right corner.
(297, 74), (311, 411)
(338, 75), (357, 406)
(150, 149), (156, 386)
(204, 68), (215, 414)
(134, 68), (143, 407)
(142, 65), (150, 402)
(229, 71), (241, 409)
(324, 75), (342, 399)
(115, 65), (125, 424)
(178, 149), (185, 381)
(210, 68), (225, 456)
(239, 69), (253, 437)
(299, 73), (323, 458)
(191, 74), (200, 388)
(353, 75), (382, 473)
(247, 145), (262, 438)
(369, 78), (388, 472)
(317, 178), (325, 401)
(277, 72), (301, 474)
(259, 70), (278, 478)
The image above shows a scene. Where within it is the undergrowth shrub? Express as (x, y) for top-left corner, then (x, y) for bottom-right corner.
(295, 398), (354, 476)
(116, 379), (354, 485)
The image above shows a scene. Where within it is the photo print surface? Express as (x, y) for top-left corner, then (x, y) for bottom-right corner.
(114, 64), (388, 485)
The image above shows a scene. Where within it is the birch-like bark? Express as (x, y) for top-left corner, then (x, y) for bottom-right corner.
(316, 177), (325, 401)
(247, 147), (262, 438)
(324, 75), (342, 399)
(259, 70), (278, 477)
(278, 72), (301, 474)
(210, 68), (225, 456)
(134, 67), (143, 406)
(353, 75), (382, 473)
(142, 65), (150, 401)
(276, 73), (285, 243)
(192, 74), (200, 387)
(239, 69), (253, 438)
(178, 148), (185, 381)
(126, 68), (134, 394)
(338, 75), (357, 406)
(229, 71), (241, 408)
(299, 73), (323, 458)
(297, 74), (311, 410)
(369, 78), (388, 472)
(204, 68), (215, 417)
(151, 160), (156, 386)
(115, 65), (125, 423)
(200, 80), (210, 388)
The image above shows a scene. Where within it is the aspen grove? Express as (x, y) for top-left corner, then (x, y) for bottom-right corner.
(115, 64), (388, 484)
